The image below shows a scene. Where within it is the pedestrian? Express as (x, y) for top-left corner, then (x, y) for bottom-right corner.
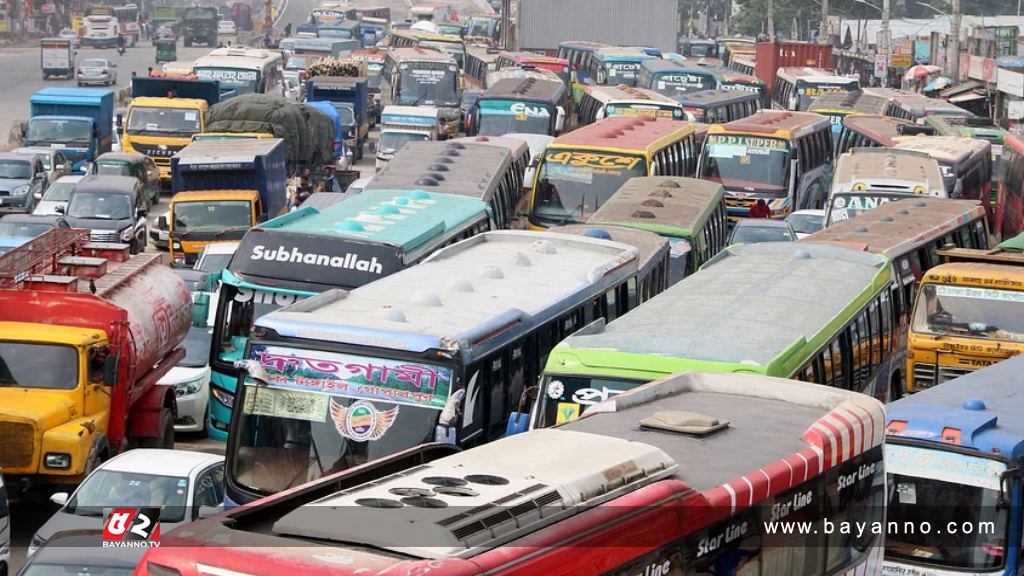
(262, 33), (272, 48)
(284, 22), (291, 37)
(749, 199), (771, 219)
(147, 66), (154, 77)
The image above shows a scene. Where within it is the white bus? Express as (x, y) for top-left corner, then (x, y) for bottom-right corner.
(772, 67), (860, 112)
(192, 47), (284, 97)
(82, 15), (120, 49)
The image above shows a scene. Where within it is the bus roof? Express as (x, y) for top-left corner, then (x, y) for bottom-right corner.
(551, 116), (695, 154)
(549, 224), (669, 274)
(387, 46), (456, 63)
(592, 46), (656, 62)
(640, 58), (720, 74)
(584, 84), (680, 105)
(558, 40), (607, 50)
(709, 110), (831, 140)
(257, 371), (881, 561)
(777, 67), (856, 84)
(886, 355), (1024, 458)
(256, 230), (638, 359)
(892, 135), (992, 163)
(924, 114), (1010, 142)
(677, 89), (760, 107)
(193, 47), (281, 68)
(588, 176), (725, 237)
(831, 147), (946, 192)
(447, 135), (531, 165)
(552, 242), (889, 372)
(807, 91), (890, 115)
(364, 140), (512, 200)
(803, 198), (986, 257)
(482, 76), (565, 102)
(499, 50), (568, 66)
(841, 114), (915, 146)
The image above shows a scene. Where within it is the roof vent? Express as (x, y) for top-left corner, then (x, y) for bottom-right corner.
(377, 203), (401, 215)
(409, 190), (431, 200)
(478, 265), (504, 279)
(338, 220), (366, 232)
(447, 142), (466, 150)
(436, 157), (455, 164)
(639, 410), (730, 436)
(379, 307), (407, 323)
(442, 150), (461, 157)
(355, 498), (403, 508)
(509, 252), (532, 266)
(792, 249), (812, 259)
(531, 239), (557, 254)
(425, 172), (446, 181)
(855, 226), (869, 233)
(445, 277), (474, 292)
(656, 180), (681, 188)
(583, 228), (613, 240)
(393, 196), (410, 206)
(879, 215), (894, 222)
(389, 487), (433, 497)
(631, 210), (656, 219)
(428, 163), (451, 172)
(641, 199), (665, 208)
(422, 476), (467, 487)
(963, 399), (987, 411)
(914, 201), (928, 208)
(416, 177), (440, 187)
(897, 209), (910, 215)
(401, 496), (448, 508)
(474, 136), (490, 142)
(464, 474), (511, 485)
(410, 291), (442, 307)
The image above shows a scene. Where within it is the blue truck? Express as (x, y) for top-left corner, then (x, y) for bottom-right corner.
(306, 76), (369, 160)
(24, 88), (115, 172)
(166, 138), (288, 266)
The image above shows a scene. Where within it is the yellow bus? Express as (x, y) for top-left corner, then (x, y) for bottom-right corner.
(807, 90), (892, 139)
(698, 110), (834, 220)
(906, 234), (1024, 392)
(528, 116), (700, 229)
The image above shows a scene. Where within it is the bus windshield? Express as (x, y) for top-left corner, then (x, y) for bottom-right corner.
(827, 192), (920, 224)
(652, 72), (716, 96)
(212, 284), (309, 371)
(195, 67), (261, 95)
(127, 106), (201, 136)
(913, 283), (1024, 342)
(477, 99), (553, 136)
(600, 61), (642, 86)
(231, 343), (453, 496)
(536, 375), (643, 428)
(607, 103), (683, 121)
(397, 62), (459, 107)
(701, 134), (791, 194)
(796, 80), (859, 111)
(534, 150), (647, 225)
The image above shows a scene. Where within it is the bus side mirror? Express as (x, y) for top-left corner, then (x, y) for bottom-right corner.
(192, 292), (210, 327)
(158, 215), (168, 229)
(555, 107), (565, 132)
(505, 412), (529, 436)
(103, 355), (119, 387)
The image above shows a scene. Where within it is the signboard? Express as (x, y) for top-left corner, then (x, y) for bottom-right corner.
(998, 68), (1024, 98)
(914, 39), (930, 64)
(890, 54), (912, 69)
(874, 54), (888, 78)
(967, 55), (996, 82)
(1008, 100), (1024, 120)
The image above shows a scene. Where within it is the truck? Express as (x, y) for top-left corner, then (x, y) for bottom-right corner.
(151, 6), (179, 35)
(181, 6), (218, 48)
(0, 229), (190, 494)
(375, 105), (441, 170)
(123, 77), (229, 183)
(306, 76), (369, 159)
(40, 38), (74, 80)
(755, 41), (833, 92)
(24, 88), (115, 172)
(167, 139), (288, 266)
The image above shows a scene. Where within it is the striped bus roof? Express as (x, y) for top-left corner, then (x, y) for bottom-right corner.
(708, 109), (830, 140)
(807, 91), (891, 115)
(587, 176), (725, 237)
(550, 116), (695, 153)
(841, 114), (914, 146)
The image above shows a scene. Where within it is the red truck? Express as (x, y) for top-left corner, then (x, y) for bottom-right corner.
(755, 41), (833, 91)
(0, 229), (191, 493)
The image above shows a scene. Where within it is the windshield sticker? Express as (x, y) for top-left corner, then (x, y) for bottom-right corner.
(555, 402), (580, 425)
(935, 284), (1024, 303)
(571, 384), (626, 406)
(545, 151), (643, 171)
(887, 444), (1004, 489)
(897, 482), (917, 505)
(329, 399), (399, 442)
(614, 106), (679, 119)
(830, 207), (850, 222)
(184, 112), (197, 121)
(546, 380), (565, 400)
(707, 135), (787, 149)
(409, 69), (448, 84)
(480, 100), (550, 117)
(196, 69), (258, 82)
(249, 344), (453, 410)
(801, 85), (853, 97)
(243, 386), (329, 422)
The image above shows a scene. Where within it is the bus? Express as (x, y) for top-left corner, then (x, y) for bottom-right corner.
(884, 356), (1024, 576)
(223, 229), (640, 503)
(824, 147), (947, 226)
(317, 19), (360, 42)
(529, 117), (702, 229)
(924, 114), (1010, 179)
(772, 67), (860, 112)
(205, 189), (495, 439)
(112, 3), (140, 45)
(551, 224), (671, 306)
(141, 370), (885, 576)
(730, 55), (756, 76)
(996, 133), (1024, 241)
(807, 90), (893, 137)
(556, 40), (606, 100)
(893, 136), (994, 224)
(698, 110), (834, 219)
(192, 48), (284, 96)
(588, 176), (728, 283)
(717, 36), (757, 64)
(494, 51), (571, 87)
(365, 139), (524, 229)
(585, 46), (658, 88)
(637, 59), (719, 98)
(864, 87), (973, 123)
(803, 198), (990, 398)
(464, 45), (499, 90)
(474, 76), (568, 137)
(464, 13), (499, 44)
(530, 241), (895, 430)
(381, 47), (461, 136)
(575, 84), (685, 127)
(835, 114), (916, 155)
(679, 37), (717, 59)
(712, 67), (768, 105)
(905, 234), (1024, 392)
(676, 89), (761, 123)
(389, 28), (466, 68)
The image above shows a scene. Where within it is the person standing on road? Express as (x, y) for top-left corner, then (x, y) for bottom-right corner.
(749, 199), (771, 219)
(284, 22), (291, 37)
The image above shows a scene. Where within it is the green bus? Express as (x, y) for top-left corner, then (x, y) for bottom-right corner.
(587, 176), (728, 284)
(923, 114), (1010, 181)
(528, 241), (896, 429)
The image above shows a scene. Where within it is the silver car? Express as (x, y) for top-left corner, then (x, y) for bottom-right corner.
(76, 58), (117, 87)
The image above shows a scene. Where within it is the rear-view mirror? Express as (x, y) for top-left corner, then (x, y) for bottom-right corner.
(50, 492), (69, 507)
(197, 505), (223, 520)
(137, 207), (148, 218)
(54, 205), (65, 214)
(103, 355), (119, 387)
(505, 412), (530, 436)
(157, 215), (168, 229)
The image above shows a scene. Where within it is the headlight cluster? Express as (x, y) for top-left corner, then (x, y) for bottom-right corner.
(175, 377), (204, 397)
(44, 452), (71, 469)
(211, 386), (235, 408)
(12, 185), (30, 196)
(120, 228), (134, 241)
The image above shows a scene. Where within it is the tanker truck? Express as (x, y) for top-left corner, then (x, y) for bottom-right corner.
(0, 229), (190, 495)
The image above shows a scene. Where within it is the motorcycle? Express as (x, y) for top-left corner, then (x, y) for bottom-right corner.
(117, 45), (125, 56)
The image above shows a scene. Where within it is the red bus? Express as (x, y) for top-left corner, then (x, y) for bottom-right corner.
(996, 133), (1024, 240)
(496, 50), (571, 87)
(138, 371), (885, 576)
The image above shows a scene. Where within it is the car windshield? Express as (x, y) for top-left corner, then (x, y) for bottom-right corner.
(912, 283), (1024, 342)
(0, 342), (78, 390)
(700, 134), (791, 194)
(0, 221), (52, 237)
(67, 192), (132, 220)
(173, 200), (252, 233)
(26, 118), (92, 145)
(127, 106), (201, 136)
(198, 252), (234, 274)
(730, 223), (795, 244)
(786, 212), (824, 234)
(334, 105), (356, 124)
(533, 150), (647, 226)
(180, 326), (212, 368)
(0, 160), (32, 179)
(397, 63), (458, 107)
(537, 375), (644, 428)
(232, 344), (451, 497)
(378, 131), (429, 155)
(43, 181), (77, 202)
(66, 470), (189, 522)
(95, 163), (131, 177)
(477, 100), (553, 136)
(82, 59), (108, 67)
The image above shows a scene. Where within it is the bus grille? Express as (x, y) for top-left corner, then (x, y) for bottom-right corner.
(0, 421), (35, 468)
(912, 363), (976, 390)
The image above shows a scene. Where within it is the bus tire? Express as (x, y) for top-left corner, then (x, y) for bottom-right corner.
(889, 372), (903, 402)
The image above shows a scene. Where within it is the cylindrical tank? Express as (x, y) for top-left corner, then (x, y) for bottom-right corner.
(105, 259), (191, 374)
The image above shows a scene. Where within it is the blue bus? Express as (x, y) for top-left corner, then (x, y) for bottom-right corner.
(225, 230), (641, 504)
(585, 46), (658, 89)
(884, 355), (1024, 575)
(205, 189), (495, 439)
(556, 40), (606, 102)
(637, 59), (720, 98)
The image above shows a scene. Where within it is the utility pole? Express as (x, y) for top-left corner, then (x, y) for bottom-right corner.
(820, 0), (829, 43)
(949, 0), (961, 82)
(500, 0), (510, 48)
(768, 0), (775, 40)
(881, 0), (890, 86)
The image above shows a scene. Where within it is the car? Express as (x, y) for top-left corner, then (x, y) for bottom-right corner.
(90, 152), (162, 209)
(164, 324), (213, 433)
(155, 26), (176, 41)
(58, 27), (79, 47)
(28, 449), (225, 557)
(0, 213), (70, 238)
(0, 153), (47, 214)
(60, 174), (148, 253)
(14, 147), (72, 188)
(150, 209), (170, 250)
(217, 19), (237, 35)
(33, 175), (82, 215)
(76, 58), (117, 87)
(727, 218), (797, 245)
(21, 530), (144, 576)
(785, 209), (826, 239)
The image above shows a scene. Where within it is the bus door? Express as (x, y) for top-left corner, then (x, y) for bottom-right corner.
(794, 131), (833, 211)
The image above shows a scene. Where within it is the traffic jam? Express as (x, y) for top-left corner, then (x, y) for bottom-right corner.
(1, 0), (1023, 574)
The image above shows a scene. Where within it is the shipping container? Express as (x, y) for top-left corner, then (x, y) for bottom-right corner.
(755, 41), (832, 91)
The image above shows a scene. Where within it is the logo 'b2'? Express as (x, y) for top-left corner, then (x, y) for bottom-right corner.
(103, 508), (161, 541)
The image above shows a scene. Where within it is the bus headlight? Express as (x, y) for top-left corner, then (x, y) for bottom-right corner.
(211, 386), (235, 409)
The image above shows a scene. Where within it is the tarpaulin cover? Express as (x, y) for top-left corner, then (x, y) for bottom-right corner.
(205, 94), (334, 167)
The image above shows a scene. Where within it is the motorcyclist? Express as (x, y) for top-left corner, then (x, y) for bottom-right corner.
(116, 34), (126, 54)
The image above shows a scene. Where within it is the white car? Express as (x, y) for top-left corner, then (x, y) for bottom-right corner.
(785, 209), (827, 239)
(33, 175), (82, 216)
(217, 20), (236, 35)
(164, 323), (213, 433)
(29, 449), (225, 557)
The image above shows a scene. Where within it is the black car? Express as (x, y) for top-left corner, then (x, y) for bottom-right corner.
(18, 530), (145, 576)
(0, 213), (69, 238)
(60, 175), (148, 253)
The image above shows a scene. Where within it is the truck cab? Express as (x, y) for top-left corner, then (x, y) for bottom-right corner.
(166, 190), (262, 267)
(25, 88), (115, 172)
(375, 105), (441, 171)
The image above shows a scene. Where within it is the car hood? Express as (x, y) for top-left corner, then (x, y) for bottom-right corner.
(0, 177), (30, 191)
(34, 200), (68, 215)
(36, 510), (185, 546)
(63, 216), (130, 230)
